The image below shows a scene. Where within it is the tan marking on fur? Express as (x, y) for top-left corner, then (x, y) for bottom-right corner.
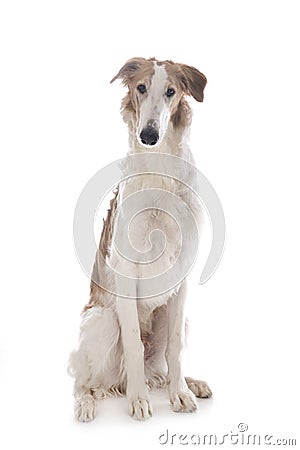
(111, 57), (155, 117)
(82, 186), (119, 313)
(170, 98), (192, 129)
(99, 186), (119, 258)
(163, 60), (207, 101)
(163, 60), (207, 128)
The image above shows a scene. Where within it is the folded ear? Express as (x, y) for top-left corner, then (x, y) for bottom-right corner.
(178, 64), (207, 102)
(110, 57), (146, 84)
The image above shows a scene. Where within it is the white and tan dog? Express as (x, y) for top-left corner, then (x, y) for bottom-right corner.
(68, 57), (212, 421)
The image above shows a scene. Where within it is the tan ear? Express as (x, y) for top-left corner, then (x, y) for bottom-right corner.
(178, 64), (207, 102)
(110, 57), (146, 84)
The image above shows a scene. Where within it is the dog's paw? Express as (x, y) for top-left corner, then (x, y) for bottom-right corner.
(169, 389), (198, 413)
(128, 396), (153, 421)
(185, 377), (213, 398)
(75, 394), (96, 422)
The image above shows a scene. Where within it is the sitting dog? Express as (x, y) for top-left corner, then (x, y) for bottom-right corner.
(68, 57), (212, 421)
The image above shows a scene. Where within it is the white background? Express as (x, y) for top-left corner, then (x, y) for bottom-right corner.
(0, 1), (299, 448)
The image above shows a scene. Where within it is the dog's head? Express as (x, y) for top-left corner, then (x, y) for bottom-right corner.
(111, 57), (207, 149)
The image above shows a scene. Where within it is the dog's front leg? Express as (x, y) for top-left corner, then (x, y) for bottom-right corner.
(166, 282), (197, 412)
(117, 296), (152, 420)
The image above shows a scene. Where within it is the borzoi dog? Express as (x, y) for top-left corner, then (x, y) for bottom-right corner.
(68, 57), (212, 421)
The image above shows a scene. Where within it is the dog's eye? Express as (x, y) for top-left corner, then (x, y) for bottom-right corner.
(137, 84), (146, 94)
(166, 88), (175, 97)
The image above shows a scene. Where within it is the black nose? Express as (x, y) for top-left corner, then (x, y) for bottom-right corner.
(140, 127), (159, 146)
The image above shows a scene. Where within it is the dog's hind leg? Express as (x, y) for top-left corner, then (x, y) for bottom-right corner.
(185, 377), (212, 398)
(73, 383), (95, 422)
(68, 305), (122, 422)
